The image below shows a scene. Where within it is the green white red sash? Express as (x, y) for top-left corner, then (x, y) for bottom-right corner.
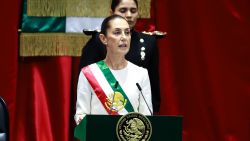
(81, 60), (134, 115)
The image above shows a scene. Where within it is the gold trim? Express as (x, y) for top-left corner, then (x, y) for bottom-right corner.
(116, 112), (152, 141)
(19, 33), (91, 56)
(138, 0), (151, 18)
(66, 0), (110, 17)
(27, 0), (151, 18)
(27, 0), (66, 16)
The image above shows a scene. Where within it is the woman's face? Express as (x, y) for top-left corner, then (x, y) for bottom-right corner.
(113, 0), (139, 29)
(103, 18), (131, 56)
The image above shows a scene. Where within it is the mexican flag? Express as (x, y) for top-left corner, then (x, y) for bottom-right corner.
(19, 0), (151, 56)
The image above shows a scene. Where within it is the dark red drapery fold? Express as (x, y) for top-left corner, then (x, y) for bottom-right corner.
(0, 0), (249, 141)
(0, 1), (19, 141)
(155, 0), (250, 141)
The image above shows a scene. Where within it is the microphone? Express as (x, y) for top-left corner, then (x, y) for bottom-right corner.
(110, 81), (119, 114)
(136, 83), (153, 116)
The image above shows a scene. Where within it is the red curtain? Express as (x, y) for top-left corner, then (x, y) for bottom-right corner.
(155, 0), (250, 141)
(13, 57), (80, 141)
(1, 0), (249, 141)
(0, 1), (19, 141)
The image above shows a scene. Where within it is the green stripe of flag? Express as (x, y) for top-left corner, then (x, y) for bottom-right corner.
(21, 0), (65, 32)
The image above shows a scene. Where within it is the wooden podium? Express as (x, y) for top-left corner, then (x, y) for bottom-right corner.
(74, 114), (182, 141)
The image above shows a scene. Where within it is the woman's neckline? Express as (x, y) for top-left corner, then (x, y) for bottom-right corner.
(104, 59), (128, 70)
(109, 62), (129, 71)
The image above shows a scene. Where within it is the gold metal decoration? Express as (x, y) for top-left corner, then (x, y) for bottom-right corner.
(116, 112), (152, 141)
(105, 92), (127, 112)
(20, 33), (91, 56)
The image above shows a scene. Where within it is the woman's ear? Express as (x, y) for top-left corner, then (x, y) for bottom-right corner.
(99, 34), (107, 45)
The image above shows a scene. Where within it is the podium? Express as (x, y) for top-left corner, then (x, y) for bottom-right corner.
(74, 114), (182, 141)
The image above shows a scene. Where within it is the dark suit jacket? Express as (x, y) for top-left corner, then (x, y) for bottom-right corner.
(79, 30), (161, 113)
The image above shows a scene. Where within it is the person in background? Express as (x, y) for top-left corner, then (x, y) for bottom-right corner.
(75, 15), (153, 124)
(79, 0), (160, 114)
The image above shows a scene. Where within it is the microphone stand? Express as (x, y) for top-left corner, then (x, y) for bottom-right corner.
(136, 83), (153, 116)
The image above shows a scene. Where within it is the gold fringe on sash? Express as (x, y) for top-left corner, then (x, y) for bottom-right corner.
(27, 0), (151, 18)
(19, 33), (91, 56)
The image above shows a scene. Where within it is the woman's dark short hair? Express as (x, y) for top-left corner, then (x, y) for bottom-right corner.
(111, 0), (138, 12)
(100, 14), (127, 35)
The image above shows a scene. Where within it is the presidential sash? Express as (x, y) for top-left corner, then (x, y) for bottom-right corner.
(81, 61), (134, 115)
